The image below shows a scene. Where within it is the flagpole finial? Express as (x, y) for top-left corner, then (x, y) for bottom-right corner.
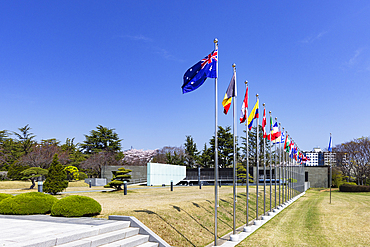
(214, 38), (218, 44)
(263, 103), (265, 106)
(232, 63), (236, 68)
(275, 117), (277, 121)
(256, 93), (259, 97)
(244, 80), (248, 85)
(269, 111), (271, 114)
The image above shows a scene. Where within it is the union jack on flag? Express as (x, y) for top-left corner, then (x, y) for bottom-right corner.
(182, 49), (218, 94)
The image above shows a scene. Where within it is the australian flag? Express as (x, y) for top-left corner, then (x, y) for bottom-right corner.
(182, 49), (218, 94)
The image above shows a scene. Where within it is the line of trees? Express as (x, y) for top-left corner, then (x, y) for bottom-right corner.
(333, 137), (370, 186)
(1, 124), (276, 183)
(0, 124), (125, 182)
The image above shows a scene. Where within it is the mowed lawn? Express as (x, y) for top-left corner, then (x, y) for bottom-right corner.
(3, 181), (369, 247)
(238, 188), (370, 247)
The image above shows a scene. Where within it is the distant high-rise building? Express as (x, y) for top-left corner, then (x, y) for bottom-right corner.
(304, 147), (325, 166)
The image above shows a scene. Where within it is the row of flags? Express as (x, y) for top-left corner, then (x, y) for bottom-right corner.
(181, 47), (311, 164)
(182, 43), (331, 245)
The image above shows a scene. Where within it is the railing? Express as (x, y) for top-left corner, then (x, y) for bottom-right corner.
(184, 176), (234, 181)
(127, 178), (147, 185)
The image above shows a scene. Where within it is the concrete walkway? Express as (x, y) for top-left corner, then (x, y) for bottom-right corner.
(0, 215), (115, 246)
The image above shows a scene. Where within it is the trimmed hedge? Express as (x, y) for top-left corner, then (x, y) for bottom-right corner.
(51, 195), (101, 217)
(339, 184), (370, 192)
(0, 193), (13, 202)
(0, 192), (58, 215)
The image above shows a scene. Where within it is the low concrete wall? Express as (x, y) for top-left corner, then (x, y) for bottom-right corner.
(84, 178), (107, 186)
(304, 166), (329, 188)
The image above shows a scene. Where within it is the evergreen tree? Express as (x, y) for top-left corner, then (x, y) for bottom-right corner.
(7, 162), (29, 180)
(80, 125), (122, 154)
(236, 162), (253, 185)
(43, 154), (68, 195)
(61, 138), (87, 168)
(184, 135), (199, 168)
(21, 167), (48, 189)
(198, 143), (212, 168)
(0, 130), (23, 171)
(13, 124), (36, 155)
(208, 126), (238, 168)
(104, 167), (132, 191)
(240, 125), (274, 167)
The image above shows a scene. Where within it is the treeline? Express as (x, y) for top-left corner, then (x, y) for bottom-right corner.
(0, 124), (274, 181)
(0, 124), (124, 180)
(333, 137), (370, 186)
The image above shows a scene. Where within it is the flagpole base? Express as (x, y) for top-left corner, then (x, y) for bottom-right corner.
(230, 234), (239, 242)
(243, 225), (253, 232)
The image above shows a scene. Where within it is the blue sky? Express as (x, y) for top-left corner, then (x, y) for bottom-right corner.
(1, 1), (369, 152)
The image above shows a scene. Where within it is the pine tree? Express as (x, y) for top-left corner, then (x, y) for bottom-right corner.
(184, 135), (199, 169)
(43, 154), (68, 195)
(104, 167), (131, 191)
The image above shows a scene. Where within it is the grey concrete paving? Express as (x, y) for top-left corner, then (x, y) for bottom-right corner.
(0, 215), (117, 246)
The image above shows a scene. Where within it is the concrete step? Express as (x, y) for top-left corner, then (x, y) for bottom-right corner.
(135, 242), (159, 247)
(6, 221), (132, 247)
(57, 227), (140, 247)
(99, 234), (150, 247)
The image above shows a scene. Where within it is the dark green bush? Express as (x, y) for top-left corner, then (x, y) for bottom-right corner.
(0, 192), (57, 215)
(0, 193), (13, 202)
(51, 195), (101, 217)
(339, 184), (370, 192)
(78, 172), (88, 180)
(44, 154), (68, 195)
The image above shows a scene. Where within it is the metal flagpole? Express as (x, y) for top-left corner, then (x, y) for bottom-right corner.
(284, 130), (287, 202)
(329, 133), (332, 204)
(214, 38), (219, 246)
(274, 117), (277, 209)
(255, 94), (259, 221)
(245, 81), (249, 228)
(269, 111), (272, 212)
(286, 132), (289, 201)
(280, 128), (286, 203)
(278, 122), (281, 206)
(263, 103), (266, 215)
(232, 64), (237, 235)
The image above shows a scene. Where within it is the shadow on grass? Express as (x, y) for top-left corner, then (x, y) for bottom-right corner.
(171, 205), (213, 235)
(195, 201), (233, 230)
(134, 209), (196, 247)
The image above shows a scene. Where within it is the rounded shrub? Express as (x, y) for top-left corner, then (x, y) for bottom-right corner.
(0, 193), (13, 202)
(51, 195), (101, 217)
(0, 192), (57, 215)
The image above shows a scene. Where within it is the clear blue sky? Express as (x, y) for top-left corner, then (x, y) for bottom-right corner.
(1, 1), (369, 152)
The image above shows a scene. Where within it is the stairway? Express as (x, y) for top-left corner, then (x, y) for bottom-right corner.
(0, 215), (170, 247)
(56, 220), (160, 247)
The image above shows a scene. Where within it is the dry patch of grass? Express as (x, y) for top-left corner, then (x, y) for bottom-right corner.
(237, 188), (370, 247)
(0, 180), (89, 195)
(0, 181), (33, 190)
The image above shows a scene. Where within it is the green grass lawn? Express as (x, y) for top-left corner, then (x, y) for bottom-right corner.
(4, 181), (367, 247)
(237, 188), (370, 247)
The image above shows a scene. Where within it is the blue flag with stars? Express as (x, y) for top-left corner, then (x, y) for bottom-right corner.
(182, 49), (218, 94)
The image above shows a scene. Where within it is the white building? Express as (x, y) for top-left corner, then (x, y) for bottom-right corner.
(305, 147), (322, 166)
